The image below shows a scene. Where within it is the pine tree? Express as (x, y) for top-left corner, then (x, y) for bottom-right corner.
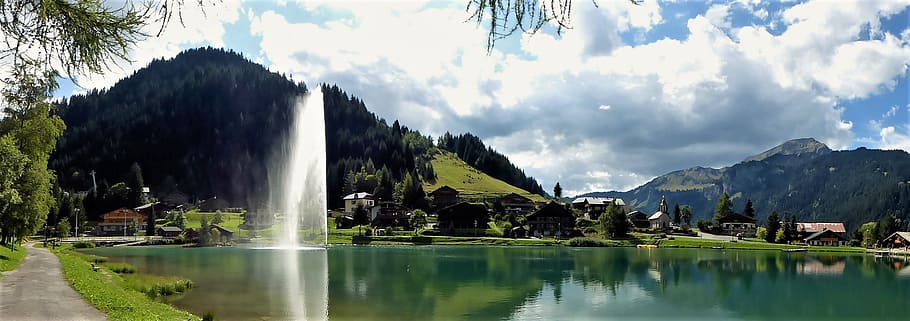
(673, 204), (681, 226)
(553, 182), (562, 199)
(714, 192), (734, 223)
(765, 211), (781, 243)
(744, 199), (755, 217)
(126, 162), (145, 208)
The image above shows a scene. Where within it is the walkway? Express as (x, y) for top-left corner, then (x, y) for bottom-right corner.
(0, 243), (107, 321)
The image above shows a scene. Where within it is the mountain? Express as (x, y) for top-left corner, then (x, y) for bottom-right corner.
(423, 151), (546, 202)
(578, 138), (910, 230)
(51, 47), (543, 218)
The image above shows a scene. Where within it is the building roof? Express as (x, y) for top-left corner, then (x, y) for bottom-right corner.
(572, 197), (625, 206)
(627, 210), (647, 219)
(797, 222), (846, 234)
(157, 226), (183, 232)
(717, 213), (757, 224)
(803, 229), (848, 242)
(500, 193), (533, 202)
(134, 202), (161, 211)
(648, 211), (668, 220)
(343, 192), (373, 200)
(884, 231), (910, 243)
(210, 224), (234, 234)
(528, 201), (574, 219)
(430, 185), (458, 195)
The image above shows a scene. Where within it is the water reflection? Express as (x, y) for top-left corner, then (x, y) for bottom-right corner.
(86, 246), (910, 321)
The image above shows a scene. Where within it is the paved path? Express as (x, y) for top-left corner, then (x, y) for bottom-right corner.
(0, 243), (107, 321)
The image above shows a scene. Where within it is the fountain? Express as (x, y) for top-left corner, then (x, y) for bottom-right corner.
(276, 85), (329, 321)
(279, 85), (328, 247)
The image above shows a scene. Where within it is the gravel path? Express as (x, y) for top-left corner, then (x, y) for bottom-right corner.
(0, 243), (107, 321)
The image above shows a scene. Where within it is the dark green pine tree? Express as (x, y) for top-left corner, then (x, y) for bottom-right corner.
(126, 162), (145, 208)
(744, 199), (755, 217)
(714, 192), (733, 223)
(673, 204), (681, 226)
(553, 182), (562, 199)
(765, 211), (781, 243)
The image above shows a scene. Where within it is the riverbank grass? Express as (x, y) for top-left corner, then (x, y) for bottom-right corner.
(0, 244), (27, 277)
(52, 245), (199, 321)
(661, 238), (865, 253)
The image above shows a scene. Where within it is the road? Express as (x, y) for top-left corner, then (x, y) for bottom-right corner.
(0, 243), (107, 321)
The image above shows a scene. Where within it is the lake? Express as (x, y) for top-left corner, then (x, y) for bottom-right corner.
(83, 246), (910, 321)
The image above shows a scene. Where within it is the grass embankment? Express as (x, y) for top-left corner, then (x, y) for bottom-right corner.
(184, 210), (244, 231)
(0, 244), (27, 278)
(660, 237), (866, 253)
(424, 150), (547, 202)
(51, 244), (199, 321)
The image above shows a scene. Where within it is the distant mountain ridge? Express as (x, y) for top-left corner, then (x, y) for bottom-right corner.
(577, 138), (910, 230)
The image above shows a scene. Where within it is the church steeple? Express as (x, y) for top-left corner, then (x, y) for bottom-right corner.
(658, 195), (669, 214)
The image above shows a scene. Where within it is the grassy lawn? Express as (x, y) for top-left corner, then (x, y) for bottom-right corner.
(51, 244), (199, 321)
(0, 244), (27, 277)
(661, 237), (866, 253)
(183, 210), (244, 231)
(424, 150), (547, 202)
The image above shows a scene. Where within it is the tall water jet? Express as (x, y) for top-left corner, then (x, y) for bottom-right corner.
(280, 86), (328, 247)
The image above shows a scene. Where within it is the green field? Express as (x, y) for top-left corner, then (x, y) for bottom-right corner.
(0, 244), (27, 277)
(52, 245), (199, 321)
(183, 210), (244, 232)
(424, 151), (547, 202)
(660, 237), (866, 253)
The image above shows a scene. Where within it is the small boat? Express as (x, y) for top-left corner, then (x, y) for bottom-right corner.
(711, 246), (723, 250)
(782, 248), (808, 253)
(637, 244), (658, 249)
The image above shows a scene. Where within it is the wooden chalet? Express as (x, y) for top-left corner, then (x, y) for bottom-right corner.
(626, 211), (650, 228)
(430, 186), (460, 209)
(95, 208), (146, 236)
(527, 201), (576, 238)
(717, 213), (757, 237)
(435, 202), (490, 234)
(156, 226), (183, 238)
(499, 193), (536, 215)
(209, 224), (234, 243)
(796, 222), (846, 240)
(370, 203), (411, 228)
(883, 232), (910, 250)
(803, 228), (849, 247)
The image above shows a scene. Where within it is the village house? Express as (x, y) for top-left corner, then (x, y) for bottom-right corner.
(717, 213), (757, 237)
(95, 208), (147, 236)
(527, 201), (576, 238)
(134, 202), (167, 221)
(370, 203), (410, 228)
(572, 197), (626, 218)
(803, 228), (849, 247)
(499, 193), (537, 216)
(626, 211), (650, 228)
(435, 202), (490, 235)
(429, 186), (460, 209)
(209, 224), (234, 243)
(796, 222), (846, 240)
(156, 226), (183, 238)
(343, 192), (375, 213)
(883, 232), (910, 251)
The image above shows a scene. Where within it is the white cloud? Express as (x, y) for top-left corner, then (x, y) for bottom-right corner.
(879, 125), (910, 150)
(598, 105), (611, 111)
(705, 4), (732, 29)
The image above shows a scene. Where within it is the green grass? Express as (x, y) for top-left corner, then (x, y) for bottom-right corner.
(183, 210), (244, 232)
(660, 237), (866, 253)
(424, 150), (547, 202)
(353, 235), (561, 246)
(52, 245), (199, 321)
(0, 244), (27, 277)
(104, 262), (137, 274)
(122, 274), (194, 298)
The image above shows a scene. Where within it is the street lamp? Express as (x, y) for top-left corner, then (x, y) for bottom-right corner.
(75, 208), (80, 241)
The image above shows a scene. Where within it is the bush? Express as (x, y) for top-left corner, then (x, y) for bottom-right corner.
(576, 218), (597, 228)
(567, 237), (611, 247)
(420, 229), (440, 236)
(756, 227), (768, 240)
(105, 262), (137, 274)
(73, 241), (96, 248)
(583, 226), (598, 234)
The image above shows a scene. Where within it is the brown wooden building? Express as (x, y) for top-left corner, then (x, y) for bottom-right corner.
(717, 213), (757, 237)
(95, 208), (147, 236)
(435, 202), (489, 234)
(430, 186), (460, 209)
(499, 193), (536, 215)
(527, 202), (576, 238)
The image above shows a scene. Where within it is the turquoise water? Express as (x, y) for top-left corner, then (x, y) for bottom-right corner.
(84, 246), (910, 321)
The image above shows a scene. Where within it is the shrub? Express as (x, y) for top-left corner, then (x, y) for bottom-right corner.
(567, 237), (610, 247)
(576, 218), (597, 228)
(756, 227), (768, 240)
(420, 229), (440, 236)
(583, 226), (598, 234)
(73, 241), (96, 248)
(105, 262), (137, 274)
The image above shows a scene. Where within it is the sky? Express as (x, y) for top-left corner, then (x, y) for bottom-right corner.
(56, 0), (910, 197)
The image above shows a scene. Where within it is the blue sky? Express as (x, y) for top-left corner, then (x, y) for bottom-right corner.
(57, 0), (910, 196)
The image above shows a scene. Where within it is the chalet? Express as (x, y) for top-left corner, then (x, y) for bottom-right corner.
(95, 208), (146, 236)
(883, 232), (910, 250)
(572, 197), (626, 217)
(156, 226), (183, 238)
(796, 222), (846, 239)
(436, 202), (490, 234)
(527, 201), (576, 238)
(335, 215), (356, 229)
(626, 211), (650, 228)
(803, 228), (849, 246)
(499, 193), (536, 215)
(209, 224), (234, 243)
(343, 192), (375, 213)
(511, 226), (528, 238)
(134, 202), (166, 221)
(717, 213), (757, 237)
(430, 186), (460, 209)
(370, 203), (410, 228)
